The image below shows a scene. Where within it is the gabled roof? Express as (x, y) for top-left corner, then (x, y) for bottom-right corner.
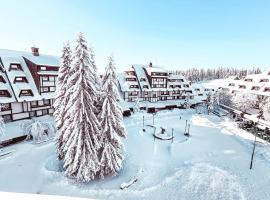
(0, 49), (59, 102)
(0, 49), (59, 67)
(0, 62), (16, 103)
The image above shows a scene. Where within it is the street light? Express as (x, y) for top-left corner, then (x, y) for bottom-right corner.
(250, 122), (258, 170)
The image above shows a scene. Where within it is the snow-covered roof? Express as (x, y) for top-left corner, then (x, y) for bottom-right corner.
(0, 64), (16, 103)
(0, 49), (59, 67)
(132, 65), (151, 91)
(0, 49), (60, 102)
(145, 66), (167, 75)
(117, 73), (140, 92)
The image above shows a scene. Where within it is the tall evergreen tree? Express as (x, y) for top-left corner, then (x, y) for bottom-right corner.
(98, 56), (127, 179)
(62, 33), (102, 182)
(54, 42), (72, 160)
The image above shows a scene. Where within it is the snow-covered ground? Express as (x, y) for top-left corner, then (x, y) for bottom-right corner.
(0, 109), (270, 200)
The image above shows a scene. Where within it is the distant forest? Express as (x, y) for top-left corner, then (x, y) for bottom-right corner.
(170, 67), (262, 83)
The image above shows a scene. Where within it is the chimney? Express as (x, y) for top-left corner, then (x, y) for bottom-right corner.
(31, 46), (39, 56)
(149, 62), (152, 67)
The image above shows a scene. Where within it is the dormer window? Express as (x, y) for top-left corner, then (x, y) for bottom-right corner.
(251, 86), (260, 91)
(126, 78), (137, 81)
(140, 78), (146, 82)
(9, 63), (22, 71)
(244, 79), (253, 82)
(239, 85), (246, 89)
(264, 87), (270, 92)
(0, 76), (6, 83)
(19, 90), (33, 97)
(14, 77), (28, 83)
(129, 85), (139, 89)
(0, 90), (11, 97)
(39, 66), (47, 71)
(260, 79), (269, 83)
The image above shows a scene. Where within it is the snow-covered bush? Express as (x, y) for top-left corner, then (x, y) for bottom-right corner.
(133, 97), (141, 112)
(263, 97), (270, 121)
(218, 91), (233, 106)
(21, 119), (55, 143)
(232, 92), (256, 113)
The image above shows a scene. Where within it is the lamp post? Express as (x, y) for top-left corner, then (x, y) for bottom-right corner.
(152, 113), (156, 125)
(142, 115), (145, 132)
(250, 122), (258, 170)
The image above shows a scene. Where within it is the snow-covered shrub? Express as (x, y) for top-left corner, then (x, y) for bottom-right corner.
(133, 97), (141, 112)
(263, 97), (270, 121)
(232, 92), (256, 113)
(218, 91), (233, 106)
(21, 119), (55, 142)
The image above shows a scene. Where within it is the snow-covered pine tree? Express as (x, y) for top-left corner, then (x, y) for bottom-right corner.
(88, 46), (102, 113)
(62, 33), (102, 182)
(54, 42), (72, 160)
(98, 56), (127, 179)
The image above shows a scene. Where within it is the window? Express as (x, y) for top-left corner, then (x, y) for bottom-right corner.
(126, 78), (137, 81)
(40, 66), (47, 71)
(195, 88), (200, 91)
(244, 79), (253, 82)
(128, 91), (138, 96)
(14, 77), (28, 83)
(264, 87), (270, 92)
(0, 90), (11, 97)
(144, 91), (148, 95)
(140, 78), (146, 82)
(42, 87), (50, 92)
(42, 76), (49, 81)
(0, 76), (6, 83)
(0, 103), (11, 111)
(251, 86), (260, 91)
(260, 79), (269, 83)
(228, 83), (235, 86)
(31, 101), (38, 107)
(129, 85), (139, 89)
(239, 85), (246, 89)
(143, 85), (148, 89)
(50, 87), (56, 92)
(19, 90), (33, 97)
(9, 63), (22, 71)
(42, 109), (48, 115)
(161, 91), (169, 95)
(44, 99), (50, 105)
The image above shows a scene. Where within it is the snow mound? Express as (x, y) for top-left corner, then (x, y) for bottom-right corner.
(119, 163), (246, 200)
(44, 155), (64, 173)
